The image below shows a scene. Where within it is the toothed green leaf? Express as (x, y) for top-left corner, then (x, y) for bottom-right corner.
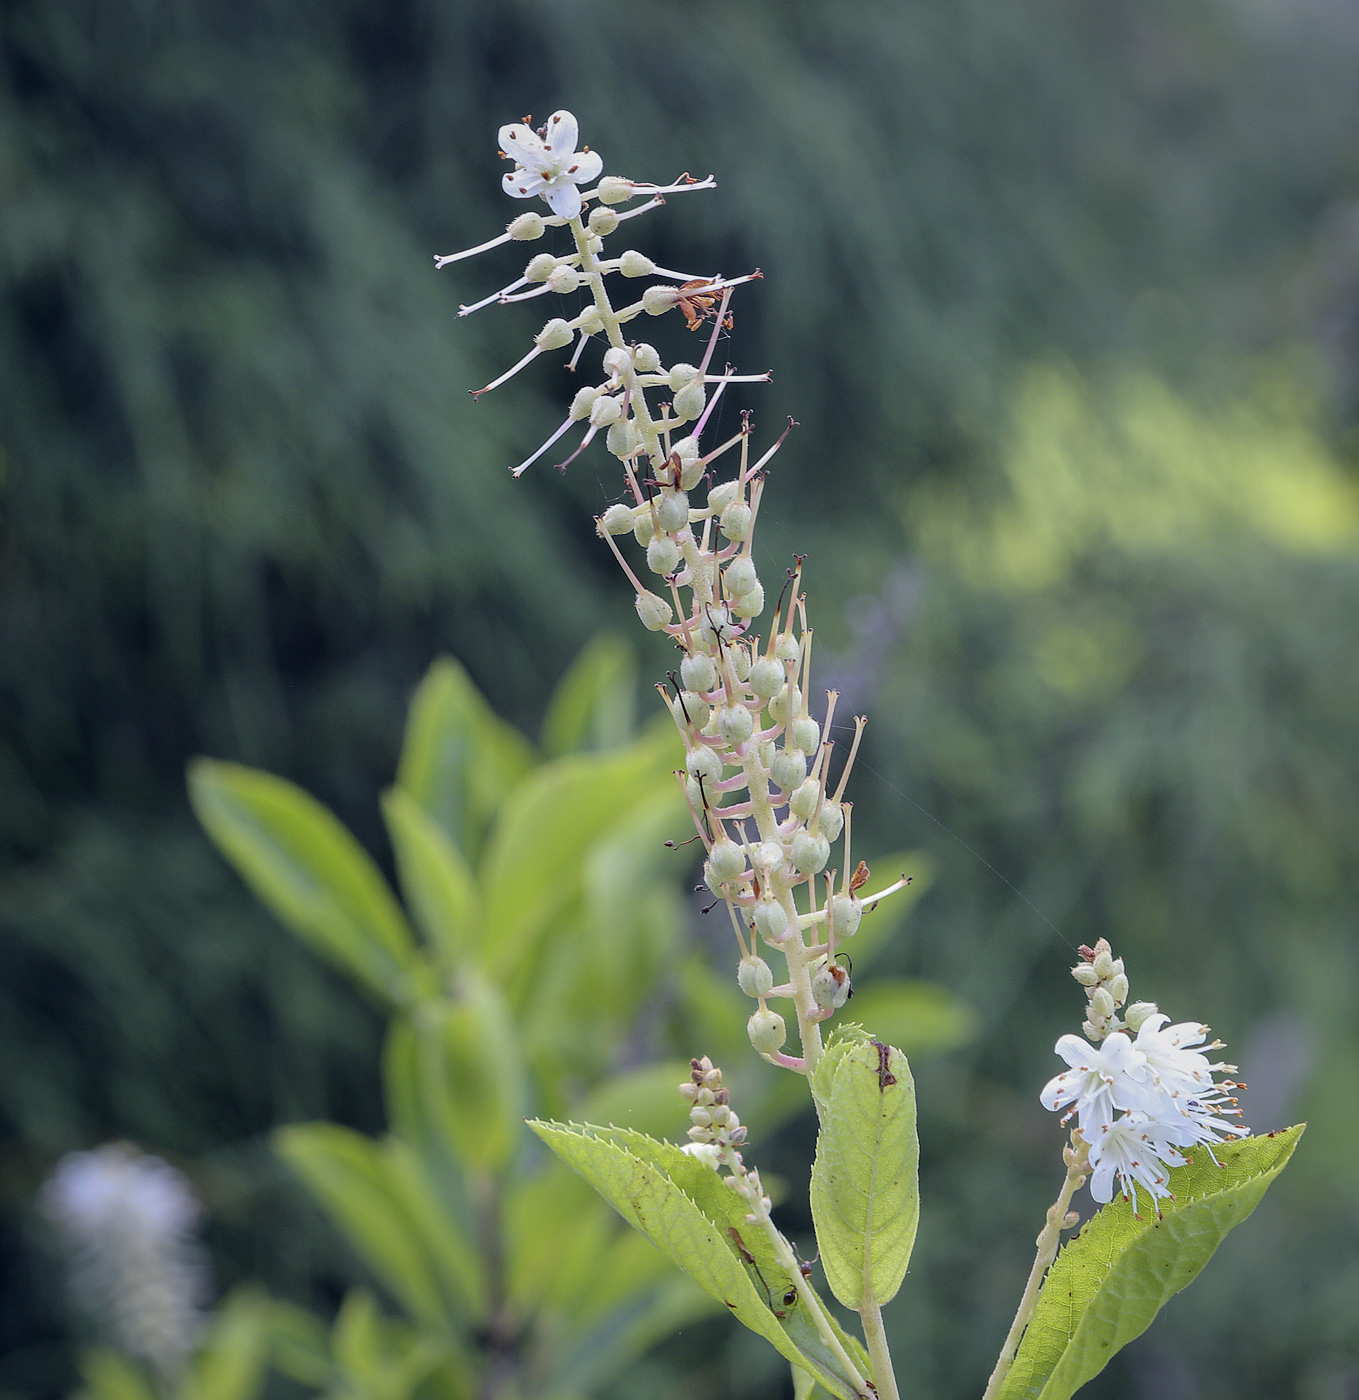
(997, 1126), (1305, 1400)
(809, 1040), (919, 1309)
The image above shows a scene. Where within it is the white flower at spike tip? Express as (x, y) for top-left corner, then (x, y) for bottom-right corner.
(1039, 1031), (1150, 1136)
(1130, 1013), (1248, 1145)
(1085, 1112), (1189, 1214)
(499, 111), (603, 221)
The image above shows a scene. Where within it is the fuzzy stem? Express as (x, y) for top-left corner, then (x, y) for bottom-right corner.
(981, 1133), (1090, 1400)
(859, 1296), (901, 1400)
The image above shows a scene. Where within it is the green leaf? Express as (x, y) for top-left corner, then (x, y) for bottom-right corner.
(845, 979), (976, 1059)
(182, 1291), (270, 1400)
(809, 1040), (919, 1310)
(266, 1301), (333, 1389)
(531, 1122), (873, 1400)
(275, 1123), (479, 1325)
(998, 1126), (1305, 1400)
(382, 788), (478, 969)
(385, 979), (527, 1173)
(396, 658), (534, 860)
(189, 759), (418, 1004)
(541, 633), (638, 757)
(479, 735), (674, 988)
(75, 1350), (155, 1400)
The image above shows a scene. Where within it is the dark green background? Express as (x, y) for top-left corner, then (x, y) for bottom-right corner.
(3, 1), (1357, 1396)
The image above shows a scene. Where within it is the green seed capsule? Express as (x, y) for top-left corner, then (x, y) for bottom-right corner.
(770, 748), (807, 791)
(737, 956), (775, 998)
(791, 830), (831, 875)
(600, 503), (635, 535)
(818, 801), (844, 841)
(789, 777), (820, 821)
(732, 583), (764, 618)
(827, 893), (862, 938)
(716, 704), (754, 746)
(646, 535), (681, 576)
(678, 691), (710, 729)
(748, 657), (784, 700)
(790, 716), (820, 753)
(655, 489), (689, 534)
(767, 683), (802, 726)
(706, 839), (746, 887)
(747, 1007), (787, 1054)
(633, 511), (656, 547)
(752, 899), (789, 943)
(634, 590), (673, 631)
(724, 557), (759, 597)
(681, 652), (718, 694)
(508, 213), (547, 240)
(673, 381), (706, 422)
(720, 501), (752, 541)
(685, 744), (722, 782)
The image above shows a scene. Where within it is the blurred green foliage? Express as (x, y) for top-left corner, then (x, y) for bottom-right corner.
(3, 0), (1359, 1397)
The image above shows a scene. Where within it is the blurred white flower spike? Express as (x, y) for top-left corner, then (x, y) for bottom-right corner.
(499, 110), (603, 220)
(44, 1143), (207, 1380)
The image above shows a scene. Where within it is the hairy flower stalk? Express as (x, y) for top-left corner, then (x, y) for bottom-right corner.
(444, 111), (912, 1076)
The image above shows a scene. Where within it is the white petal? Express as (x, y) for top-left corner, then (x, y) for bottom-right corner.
(565, 149), (604, 185)
(544, 109), (579, 156)
(503, 170), (547, 200)
(499, 125), (548, 170)
(1039, 1071), (1075, 1111)
(544, 181), (583, 220)
(1054, 1034), (1095, 1070)
(1089, 1154), (1117, 1204)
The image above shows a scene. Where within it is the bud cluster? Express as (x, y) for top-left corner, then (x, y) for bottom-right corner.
(444, 110), (912, 1073)
(1070, 937), (1132, 1042)
(678, 1059), (773, 1221)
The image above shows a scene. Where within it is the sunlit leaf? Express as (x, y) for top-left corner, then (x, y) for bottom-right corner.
(809, 1040), (919, 1309)
(541, 633), (637, 756)
(997, 1126), (1305, 1400)
(189, 759), (418, 1004)
(182, 1291), (270, 1400)
(382, 788), (478, 969)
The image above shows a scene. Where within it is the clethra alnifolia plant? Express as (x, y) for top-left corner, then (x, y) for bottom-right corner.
(439, 109), (1303, 1400)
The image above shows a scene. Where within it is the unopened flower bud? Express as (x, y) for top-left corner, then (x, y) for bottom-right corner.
(720, 500), (752, 541)
(599, 503), (634, 535)
(748, 657), (784, 700)
(634, 343), (661, 372)
(1108, 972), (1129, 1005)
(738, 956), (774, 998)
(828, 893), (862, 938)
(716, 703), (754, 746)
(770, 747), (807, 791)
(747, 1008), (787, 1055)
(1071, 963), (1101, 987)
(673, 381), (706, 422)
(1092, 947), (1115, 980)
(535, 318), (574, 350)
(708, 480), (741, 513)
(1124, 1001), (1159, 1031)
(724, 557), (759, 598)
(752, 899), (789, 943)
(587, 205), (619, 236)
(811, 964), (851, 1011)
(678, 1081), (699, 1101)
(619, 250), (655, 277)
(1091, 987), (1117, 1021)
(589, 394), (623, 428)
(682, 653), (718, 694)
(668, 363), (702, 392)
(509, 212), (547, 240)
(791, 829), (831, 875)
(689, 1105), (713, 1128)
(643, 285), (679, 315)
(709, 1104), (731, 1127)
(655, 489), (689, 534)
(682, 1141), (722, 1170)
(678, 690), (709, 728)
(767, 683), (801, 726)
(634, 590), (672, 631)
(548, 265), (581, 294)
(526, 252), (559, 281)
(818, 802), (844, 841)
(706, 839), (746, 887)
(789, 777), (820, 823)
(686, 744), (722, 782)
(597, 176), (636, 205)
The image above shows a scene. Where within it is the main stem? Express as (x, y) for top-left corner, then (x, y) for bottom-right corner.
(860, 1297), (902, 1400)
(981, 1133), (1090, 1400)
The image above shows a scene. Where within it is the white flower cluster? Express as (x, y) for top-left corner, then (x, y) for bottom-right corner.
(441, 110), (914, 1071)
(43, 1143), (208, 1378)
(1041, 940), (1246, 1215)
